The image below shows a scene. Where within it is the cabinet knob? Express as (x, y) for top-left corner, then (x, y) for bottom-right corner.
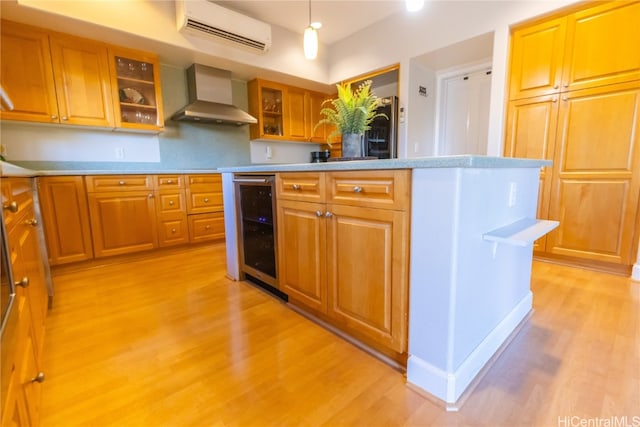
(171, 228), (176, 233)
(204, 198), (209, 203)
(3, 201), (18, 213)
(15, 276), (29, 288)
(563, 83), (569, 88)
(50, 115), (58, 120)
(292, 184), (300, 191)
(119, 180), (126, 185)
(167, 179), (173, 184)
(169, 200), (174, 206)
(562, 96), (568, 101)
(148, 193), (154, 198)
(61, 116), (68, 121)
(553, 84), (559, 89)
(315, 210), (323, 217)
(25, 218), (38, 226)
(552, 97), (558, 103)
(31, 372), (45, 383)
(205, 225), (211, 229)
(353, 186), (363, 193)
(325, 212), (333, 218)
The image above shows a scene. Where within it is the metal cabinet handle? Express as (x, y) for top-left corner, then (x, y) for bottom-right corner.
(292, 184), (300, 190)
(167, 179), (173, 184)
(25, 218), (38, 226)
(15, 277), (29, 288)
(169, 200), (174, 206)
(325, 212), (333, 218)
(315, 210), (323, 217)
(118, 180), (126, 185)
(204, 198), (209, 203)
(31, 372), (45, 383)
(3, 201), (18, 213)
(171, 228), (176, 233)
(353, 186), (363, 193)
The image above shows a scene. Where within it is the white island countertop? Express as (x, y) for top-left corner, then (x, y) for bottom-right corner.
(217, 155), (551, 173)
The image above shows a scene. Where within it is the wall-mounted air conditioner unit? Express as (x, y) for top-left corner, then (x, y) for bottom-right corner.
(176, 0), (272, 53)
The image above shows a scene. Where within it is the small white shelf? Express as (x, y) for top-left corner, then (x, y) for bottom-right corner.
(483, 218), (559, 247)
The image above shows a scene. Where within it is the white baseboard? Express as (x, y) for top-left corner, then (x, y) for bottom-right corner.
(632, 263), (640, 281)
(406, 291), (533, 406)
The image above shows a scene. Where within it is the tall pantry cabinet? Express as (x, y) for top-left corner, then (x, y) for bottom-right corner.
(504, 1), (640, 268)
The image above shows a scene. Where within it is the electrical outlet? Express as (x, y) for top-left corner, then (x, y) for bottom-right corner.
(508, 182), (517, 207)
(115, 147), (125, 159)
(265, 145), (272, 160)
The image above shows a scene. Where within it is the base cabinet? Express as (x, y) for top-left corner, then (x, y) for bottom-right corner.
(1, 178), (48, 427)
(276, 170), (410, 356)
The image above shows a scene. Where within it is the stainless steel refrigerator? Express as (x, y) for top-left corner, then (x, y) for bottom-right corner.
(364, 95), (398, 159)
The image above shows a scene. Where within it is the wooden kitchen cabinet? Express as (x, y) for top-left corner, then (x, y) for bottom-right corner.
(86, 175), (158, 258)
(1, 177), (48, 427)
(508, 2), (640, 100)
(37, 176), (94, 265)
(505, 1), (640, 270)
(186, 174), (225, 243)
(248, 79), (331, 142)
(0, 20), (58, 123)
(276, 170), (410, 356)
(0, 20), (115, 126)
(109, 47), (165, 132)
(154, 175), (188, 247)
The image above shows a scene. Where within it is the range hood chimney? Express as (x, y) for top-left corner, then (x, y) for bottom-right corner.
(171, 64), (257, 126)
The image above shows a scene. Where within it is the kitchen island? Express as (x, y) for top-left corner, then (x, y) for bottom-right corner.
(219, 155), (557, 409)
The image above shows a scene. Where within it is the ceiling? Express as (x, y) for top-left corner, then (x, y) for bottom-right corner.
(214, 0), (407, 45)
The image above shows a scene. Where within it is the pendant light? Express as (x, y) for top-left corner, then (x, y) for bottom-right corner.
(406, 0), (424, 12)
(304, 0), (321, 60)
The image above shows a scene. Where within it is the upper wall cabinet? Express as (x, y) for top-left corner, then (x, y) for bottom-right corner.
(0, 20), (164, 133)
(109, 47), (165, 132)
(509, 1), (640, 100)
(1, 20), (114, 127)
(247, 78), (329, 143)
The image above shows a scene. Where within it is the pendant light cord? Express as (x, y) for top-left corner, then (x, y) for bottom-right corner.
(308, 0), (311, 26)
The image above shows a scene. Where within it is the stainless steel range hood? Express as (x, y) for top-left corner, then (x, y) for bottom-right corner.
(171, 64), (257, 126)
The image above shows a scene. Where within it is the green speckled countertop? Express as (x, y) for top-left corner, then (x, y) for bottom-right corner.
(217, 155), (551, 173)
(0, 161), (217, 177)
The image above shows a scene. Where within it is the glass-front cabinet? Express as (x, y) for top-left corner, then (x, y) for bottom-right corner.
(260, 86), (284, 137)
(108, 48), (164, 132)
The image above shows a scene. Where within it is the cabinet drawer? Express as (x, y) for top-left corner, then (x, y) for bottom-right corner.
(188, 212), (225, 242)
(186, 191), (223, 214)
(277, 173), (325, 202)
(156, 191), (185, 214)
(154, 175), (184, 189)
(2, 178), (33, 228)
(327, 170), (411, 210)
(158, 216), (189, 247)
(86, 175), (153, 192)
(185, 174), (221, 190)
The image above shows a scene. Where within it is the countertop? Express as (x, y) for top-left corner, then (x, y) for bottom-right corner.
(217, 155), (551, 173)
(0, 161), (218, 177)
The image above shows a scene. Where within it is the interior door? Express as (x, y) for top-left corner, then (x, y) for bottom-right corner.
(439, 68), (492, 155)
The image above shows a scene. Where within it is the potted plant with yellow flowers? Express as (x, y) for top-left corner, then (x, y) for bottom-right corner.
(314, 80), (387, 159)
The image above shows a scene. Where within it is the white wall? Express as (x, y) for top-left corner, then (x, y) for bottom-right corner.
(249, 140), (320, 164)
(406, 61), (437, 157)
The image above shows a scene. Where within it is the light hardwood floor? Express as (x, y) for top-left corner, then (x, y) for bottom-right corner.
(41, 243), (639, 426)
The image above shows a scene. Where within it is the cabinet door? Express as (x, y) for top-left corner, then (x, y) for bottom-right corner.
(326, 204), (408, 353)
(49, 34), (114, 127)
(0, 21), (58, 123)
(277, 200), (327, 313)
(285, 87), (307, 140)
(87, 191), (158, 258)
(547, 81), (640, 265)
(109, 48), (165, 132)
(308, 91), (327, 143)
(37, 177), (93, 265)
(504, 95), (559, 251)
(509, 17), (566, 100)
(563, 1), (640, 92)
